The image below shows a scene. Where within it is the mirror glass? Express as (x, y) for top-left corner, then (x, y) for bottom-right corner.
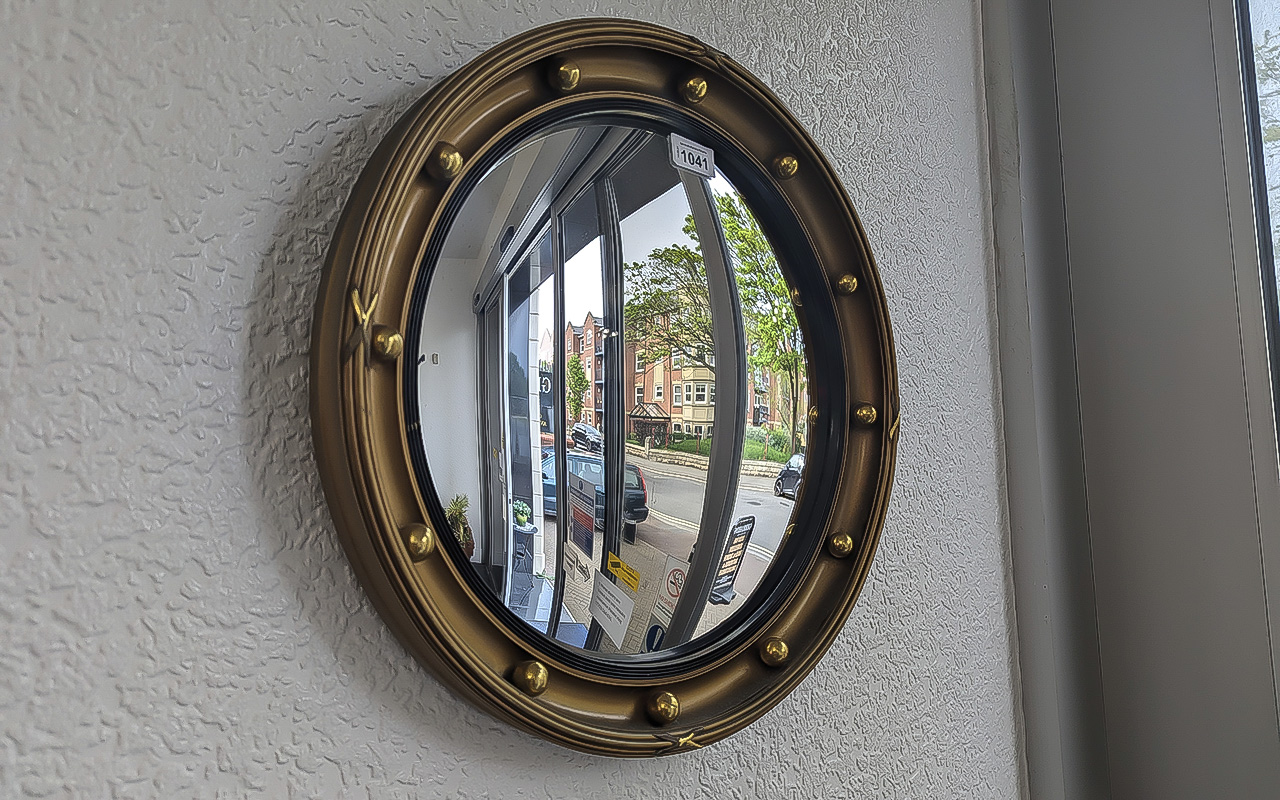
(411, 123), (811, 658)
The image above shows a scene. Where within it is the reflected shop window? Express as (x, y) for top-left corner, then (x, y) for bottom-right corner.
(413, 125), (812, 657)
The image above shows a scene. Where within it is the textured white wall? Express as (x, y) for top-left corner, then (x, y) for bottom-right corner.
(418, 256), (483, 535)
(0, 1), (1019, 797)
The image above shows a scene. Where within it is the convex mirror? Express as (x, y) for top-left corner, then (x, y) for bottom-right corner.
(311, 18), (898, 756)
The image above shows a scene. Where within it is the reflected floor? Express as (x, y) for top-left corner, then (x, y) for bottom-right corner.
(519, 575), (590, 649)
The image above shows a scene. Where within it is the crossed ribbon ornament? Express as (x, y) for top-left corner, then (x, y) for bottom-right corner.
(654, 730), (703, 754)
(344, 288), (379, 365)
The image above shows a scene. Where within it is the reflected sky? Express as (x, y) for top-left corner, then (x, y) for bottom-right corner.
(540, 173), (737, 331)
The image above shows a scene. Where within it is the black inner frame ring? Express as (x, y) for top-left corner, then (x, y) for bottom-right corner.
(402, 98), (851, 681)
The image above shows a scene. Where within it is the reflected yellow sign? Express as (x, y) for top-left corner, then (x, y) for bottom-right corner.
(606, 552), (641, 592)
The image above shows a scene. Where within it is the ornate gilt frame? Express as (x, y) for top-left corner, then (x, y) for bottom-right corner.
(310, 18), (898, 756)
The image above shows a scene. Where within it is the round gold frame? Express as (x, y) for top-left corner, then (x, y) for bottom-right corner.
(310, 18), (898, 756)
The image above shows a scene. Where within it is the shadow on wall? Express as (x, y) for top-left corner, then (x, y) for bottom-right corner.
(238, 70), (735, 778)
(237, 73), (734, 776)
(239, 80), (492, 736)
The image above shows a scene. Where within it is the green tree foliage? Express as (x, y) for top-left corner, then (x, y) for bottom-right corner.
(1256, 34), (1280, 162)
(713, 192), (806, 455)
(622, 190), (806, 454)
(1258, 34), (1280, 183)
(1255, 28), (1280, 95)
(566, 353), (589, 421)
(623, 229), (715, 373)
(1254, 27), (1280, 287)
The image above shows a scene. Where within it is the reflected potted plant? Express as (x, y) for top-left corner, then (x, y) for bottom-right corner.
(512, 500), (531, 528)
(445, 494), (475, 559)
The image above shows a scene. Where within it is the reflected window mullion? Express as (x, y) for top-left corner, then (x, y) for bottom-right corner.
(663, 172), (748, 646)
(599, 177), (626, 592)
(548, 214), (567, 640)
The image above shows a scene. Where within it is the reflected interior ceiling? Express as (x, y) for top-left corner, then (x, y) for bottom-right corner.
(441, 127), (592, 262)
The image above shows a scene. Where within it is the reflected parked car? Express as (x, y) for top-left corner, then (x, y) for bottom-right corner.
(569, 422), (604, 452)
(773, 453), (805, 499)
(541, 452), (648, 526)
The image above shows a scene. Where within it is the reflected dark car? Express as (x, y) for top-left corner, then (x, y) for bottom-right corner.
(773, 453), (805, 499)
(541, 452), (648, 526)
(569, 422), (604, 452)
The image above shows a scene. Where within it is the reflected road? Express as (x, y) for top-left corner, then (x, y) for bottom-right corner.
(628, 454), (794, 554)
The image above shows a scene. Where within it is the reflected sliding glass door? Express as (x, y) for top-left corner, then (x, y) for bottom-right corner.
(476, 127), (764, 655)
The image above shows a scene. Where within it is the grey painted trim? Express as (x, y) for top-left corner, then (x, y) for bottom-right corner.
(599, 173), (625, 579)
(982, 0), (1111, 797)
(1214, 0), (1280, 729)
(1022, 0), (1280, 794)
(479, 290), (510, 589)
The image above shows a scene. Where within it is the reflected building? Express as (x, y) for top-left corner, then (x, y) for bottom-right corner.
(621, 334), (807, 449)
(563, 313), (606, 430)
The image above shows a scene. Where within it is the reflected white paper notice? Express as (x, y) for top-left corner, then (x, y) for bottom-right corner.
(589, 569), (635, 648)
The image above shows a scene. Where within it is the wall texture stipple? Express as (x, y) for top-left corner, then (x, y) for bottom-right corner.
(0, 1), (1020, 797)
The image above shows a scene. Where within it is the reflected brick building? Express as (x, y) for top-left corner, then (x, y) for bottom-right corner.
(546, 314), (805, 446)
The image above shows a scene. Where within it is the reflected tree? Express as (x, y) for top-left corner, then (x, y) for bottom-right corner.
(1256, 28), (1280, 277)
(566, 353), (590, 421)
(713, 192), (805, 456)
(622, 191), (805, 455)
(623, 230), (715, 374)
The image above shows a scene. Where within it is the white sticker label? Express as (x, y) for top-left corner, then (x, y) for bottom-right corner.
(589, 569), (636, 648)
(669, 133), (715, 179)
